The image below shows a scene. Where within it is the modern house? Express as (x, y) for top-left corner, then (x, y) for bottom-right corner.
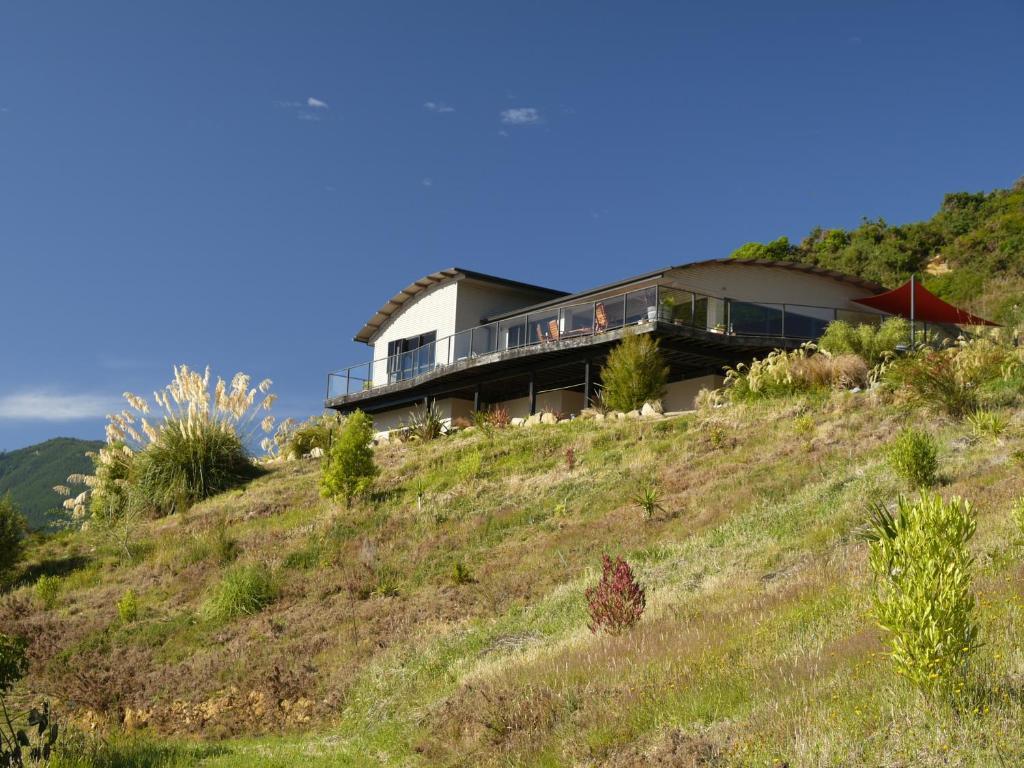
(324, 259), (888, 431)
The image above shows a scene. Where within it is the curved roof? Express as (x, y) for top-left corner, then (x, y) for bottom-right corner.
(354, 267), (566, 344)
(483, 257), (887, 322)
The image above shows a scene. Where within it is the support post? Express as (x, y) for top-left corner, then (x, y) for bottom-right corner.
(528, 373), (536, 415)
(583, 360), (592, 408)
(473, 386), (480, 413)
(909, 273), (916, 348)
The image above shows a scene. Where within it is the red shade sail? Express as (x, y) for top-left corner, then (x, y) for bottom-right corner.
(853, 278), (999, 326)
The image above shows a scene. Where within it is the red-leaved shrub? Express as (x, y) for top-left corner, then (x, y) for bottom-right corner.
(585, 555), (646, 634)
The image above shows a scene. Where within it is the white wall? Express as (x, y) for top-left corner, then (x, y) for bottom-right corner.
(662, 374), (724, 412)
(666, 263), (875, 308)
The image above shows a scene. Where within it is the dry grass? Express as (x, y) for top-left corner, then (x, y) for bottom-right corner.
(5, 390), (1024, 766)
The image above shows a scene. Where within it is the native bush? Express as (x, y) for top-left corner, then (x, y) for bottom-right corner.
(117, 588), (139, 624)
(132, 419), (258, 517)
(600, 333), (669, 412)
(320, 410), (378, 506)
(0, 633), (27, 696)
(34, 575), (61, 611)
(0, 494), (27, 588)
(724, 344), (868, 402)
(585, 555), (646, 634)
(632, 478), (664, 520)
(451, 561), (475, 585)
(966, 408), (1008, 438)
(202, 563), (276, 622)
(59, 366), (282, 533)
(886, 428), (938, 487)
(864, 494), (978, 696)
(818, 318), (909, 367)
(405, 403), (447, 441)
(282, 413), (343, 459)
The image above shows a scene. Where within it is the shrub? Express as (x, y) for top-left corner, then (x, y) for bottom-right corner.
(864, 494), (978, 695)
(0, 633), (27, 694)
(34, 575), (61, 610)
(132, 418), (259, 517)
(632, 478), (665, 520)
(320, 410), (378, 506)
(585, 555), (646, 634)
(405, 403), (447, 441)
(886, 428), (938, 487)
(886, 349), (978, 419)
(202, 563), (276, 622)
(0, 494), (26, 588)
(60, 366), (281, 530)
(819, 318), (910, 367)
(966, 408), (1008, 438)
(724, 345), (868, 402)
(451, 561), (475, 585)
(117, 589), (139, 623)
(600, 333), (669, 412)
(283, 413), (343, 459)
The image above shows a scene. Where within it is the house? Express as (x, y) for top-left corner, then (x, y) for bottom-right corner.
(325, 260), (887, 431)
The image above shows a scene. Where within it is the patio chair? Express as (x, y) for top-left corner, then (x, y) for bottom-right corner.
(595, 302), (608, 333)
(548, 319), (560, 341)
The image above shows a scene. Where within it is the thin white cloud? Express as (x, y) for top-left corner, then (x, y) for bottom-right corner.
(421, 177), (433, 187)
(307, 97), (329, 109)
(423, 101), (455, 113)
(500, 107), (541, 125)
(0, 391), (118, 421)
(297, 112), (321, 121)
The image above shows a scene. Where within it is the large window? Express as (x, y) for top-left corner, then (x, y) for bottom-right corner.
(386, 331), (436, 383)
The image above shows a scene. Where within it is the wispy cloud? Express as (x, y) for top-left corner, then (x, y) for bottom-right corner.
(0, 391), (117, 421)
(307, 96), (329, 109)
(500, 107), (541, 125)
(423, 101), (455, 113)
(421, 177), (433, 187)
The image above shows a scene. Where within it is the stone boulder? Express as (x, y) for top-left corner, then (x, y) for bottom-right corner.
(540, 412), (558, 425)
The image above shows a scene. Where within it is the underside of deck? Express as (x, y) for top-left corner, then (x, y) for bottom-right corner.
(325, 320), (800, 414)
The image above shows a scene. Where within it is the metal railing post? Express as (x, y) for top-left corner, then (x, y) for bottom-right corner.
(781, 304), (786, 339)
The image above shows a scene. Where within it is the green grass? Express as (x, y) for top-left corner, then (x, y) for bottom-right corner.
(7, 393), (1024, 766)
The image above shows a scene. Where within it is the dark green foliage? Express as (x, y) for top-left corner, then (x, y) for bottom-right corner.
(599, 333), (669, 412)
(886, 428), (939, 487)
(0, 495), (26, 587)
(451, 561), (475, 585)
(728, 180), (1024, 310)
(0, 634), (27, 694)
(0, 438), (102, 530)
(405, 403), (447, 442)
(320, 410), (378, 506)
(131, 421), (260, 517)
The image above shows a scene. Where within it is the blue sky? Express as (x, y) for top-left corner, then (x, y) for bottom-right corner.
(1, 1), (1022, 450)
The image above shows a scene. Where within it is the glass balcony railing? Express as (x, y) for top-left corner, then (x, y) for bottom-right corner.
(325, 284), (888, 399)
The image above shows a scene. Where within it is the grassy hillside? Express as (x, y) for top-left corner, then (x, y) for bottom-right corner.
(730, 177), (1024, 325)
(0, 437), (103, 529)
(5, 391), (1024, 766)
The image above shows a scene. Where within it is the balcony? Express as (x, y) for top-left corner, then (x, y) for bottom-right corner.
(326, 284), (885, 400)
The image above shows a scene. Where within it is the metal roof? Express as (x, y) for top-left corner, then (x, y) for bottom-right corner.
(353, 268), (567, 344)
(483, 258), (888, 322)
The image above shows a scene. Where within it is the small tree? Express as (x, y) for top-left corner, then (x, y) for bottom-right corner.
(0, 495), (26, 588)
(320, 410), (379, 506)
(585, 555), (646, 634)
(600, 333), (669, 412)
(864, 494), (978, 696)
(886, 428), (939, 487)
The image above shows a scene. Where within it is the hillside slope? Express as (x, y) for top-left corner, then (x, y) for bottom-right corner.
(0, 437), (102, 529)
(5, 393), (1024, 767)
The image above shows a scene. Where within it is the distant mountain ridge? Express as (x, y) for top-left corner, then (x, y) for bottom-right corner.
(0, 437), (102, 529)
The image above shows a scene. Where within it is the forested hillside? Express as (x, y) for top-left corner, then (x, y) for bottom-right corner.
(731, 178), (1024, 324)
(0, 438), (103, 529)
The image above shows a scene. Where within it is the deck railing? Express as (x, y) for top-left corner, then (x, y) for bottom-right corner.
(326, 284), (886, 400)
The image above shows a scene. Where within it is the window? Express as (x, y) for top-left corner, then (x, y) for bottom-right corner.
(386, 331), (436, 383)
